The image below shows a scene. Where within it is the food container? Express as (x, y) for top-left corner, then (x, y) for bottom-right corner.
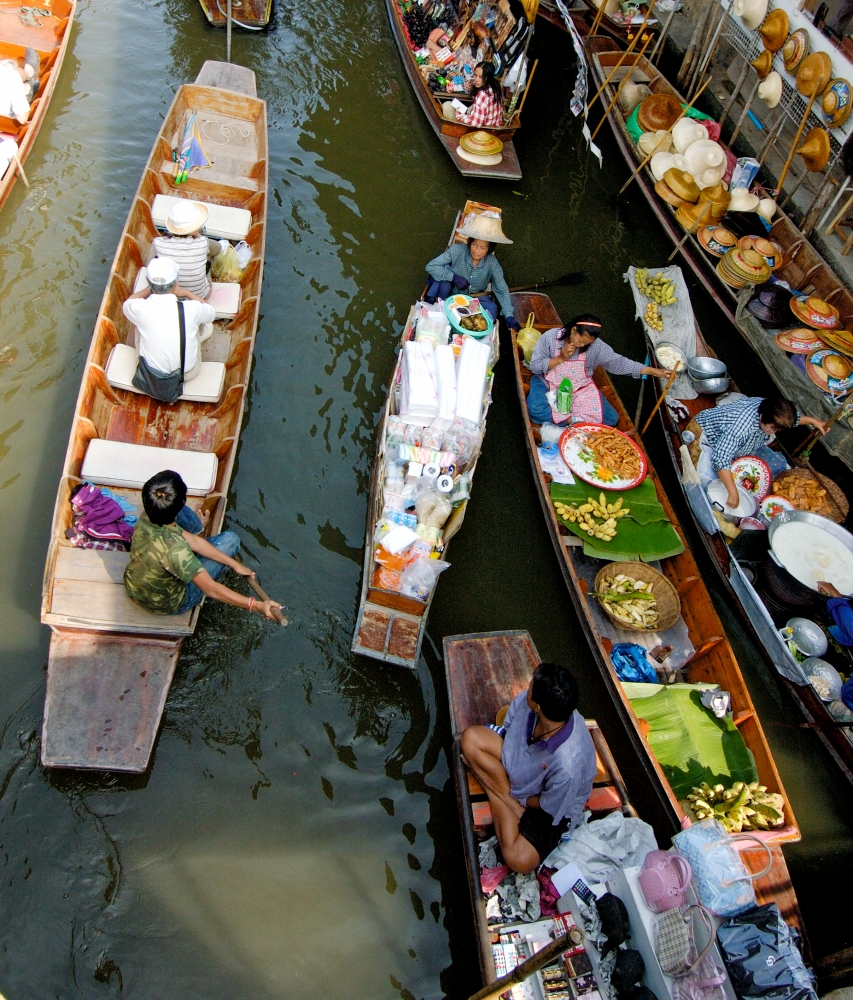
(655, 341), (687, 372)
(767, 509), (853, 593)
(782, 617), (828, 657)
(707, 479), (756, 521)
(594, 561), (681, 632)
(692, 375), (730, 394)
(687, 356), (728, 380)
(802, 657), (843, 701)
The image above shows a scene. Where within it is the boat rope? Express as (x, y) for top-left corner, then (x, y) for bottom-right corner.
(200, 118), (251, 145)
(214, 0), (265, 31)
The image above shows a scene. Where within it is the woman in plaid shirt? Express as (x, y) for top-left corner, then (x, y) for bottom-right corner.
(443, 62), (504, 129)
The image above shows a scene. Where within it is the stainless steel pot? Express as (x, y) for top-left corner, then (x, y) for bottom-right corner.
(767, 509), (853, 593)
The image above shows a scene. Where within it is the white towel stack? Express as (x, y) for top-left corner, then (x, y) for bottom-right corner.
(454, 337), (490, 426)
(432, 344), (457, 432)
(399, 340), (439, 426)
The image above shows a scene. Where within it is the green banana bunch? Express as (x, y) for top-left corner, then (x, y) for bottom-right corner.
(685, 780), (785, 834)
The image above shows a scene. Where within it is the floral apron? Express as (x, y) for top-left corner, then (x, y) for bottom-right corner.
(545, 351), (603, 425)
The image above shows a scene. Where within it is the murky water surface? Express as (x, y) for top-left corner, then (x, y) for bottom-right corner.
(0, 3), (851, 997)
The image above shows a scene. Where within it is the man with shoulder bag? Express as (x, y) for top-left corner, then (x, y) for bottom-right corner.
(122, 256), (215, 403)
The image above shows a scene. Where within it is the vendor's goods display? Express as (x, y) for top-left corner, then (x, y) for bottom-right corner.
(554, 492), (631, 543)
(635, 268), (678, 331)
(805, 347), (853, 392)
(796, 127), (831, 172)
(594, 565), (677, 630)
(734, 0), (768, 31)
(803, 657), (843, 701)
(771, 468), (848, 522)
(638, 93), (683, 133)
(560, 424), (647, 489)
(758, 71), (783, 109)
(759, 494), (795, 520)
(782, 28), (809, 75)
(685, 780), (786, 833)
(654, 342), (686, 371)
(698, 226), (736, 257)
(751, 49), (773, 79)
(759, 8), (789, 51)
(768, 510), (853, 593)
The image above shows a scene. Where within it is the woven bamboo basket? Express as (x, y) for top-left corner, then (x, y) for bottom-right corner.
(772, 467), (848, 524)
(594, 561), (681, 632)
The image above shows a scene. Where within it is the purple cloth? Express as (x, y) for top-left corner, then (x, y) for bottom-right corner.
(71, 484), (134, 543)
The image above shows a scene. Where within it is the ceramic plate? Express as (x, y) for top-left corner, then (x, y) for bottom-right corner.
(731, 455), (772, 501)
(558, 423), (647, 490)
(760, 494), (795, 519)
(774, 329), (825, 353)
(805, 348), (853, 392)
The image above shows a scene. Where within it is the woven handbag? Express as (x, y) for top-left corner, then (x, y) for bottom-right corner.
(656, 905), (717, 979)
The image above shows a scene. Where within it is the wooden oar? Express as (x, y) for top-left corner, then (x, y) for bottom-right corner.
(634, 353), (650, 426)
(793, 394), (853, 457)
(514, 58), (539, 120)
(667, 202), (711, 262)
(618, 76), (712, 195)
(12, 152), (29, 189)
(236, 554), (288, 625)
(587, 1), (658, 111)
(641, 366), (678, 435)
(591, 34), (652, 143)
(590, 0), (607, 37)
(776, 89), (820, 193)
(510, 271), (588, 292)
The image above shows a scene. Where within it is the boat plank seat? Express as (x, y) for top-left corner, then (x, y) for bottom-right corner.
(105, 344), (226, 404)
(132, 266), (241, 319)
(157, 161), (258, 196)
(150, 193), (252, 241)
(468, 783), (624, 828)
(81, 439), (217, 495)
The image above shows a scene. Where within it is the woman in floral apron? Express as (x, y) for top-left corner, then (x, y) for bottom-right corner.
(526, 314), (670, 426)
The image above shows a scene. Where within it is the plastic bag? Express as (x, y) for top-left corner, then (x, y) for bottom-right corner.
(415, 484), (452, 529)
(517, 312), (541, 365)
(234, 240), (252, 269)
(210, 241), (242, 282)
(399, 558), (450, 600)
(716, 904), (816, 1000)
(442, 418), (477, 468)
(610, 643), (657, 684)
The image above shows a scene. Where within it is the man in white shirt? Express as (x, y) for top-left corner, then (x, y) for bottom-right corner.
(122, 257), (215, 382)
(0, 58), (34, 124)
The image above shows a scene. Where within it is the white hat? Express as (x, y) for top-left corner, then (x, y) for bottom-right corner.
(457, 213), (513, 244)
(147, 256), (179, 291)
(728, 187), (761, 212)
(166, 200), (209, 235)
(758, 71), (783, 109)
(733, 0), (768, 30)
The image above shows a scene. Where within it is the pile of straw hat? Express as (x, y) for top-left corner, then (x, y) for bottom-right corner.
(698, 182), (731, 220)
(698, 225), (737, 257)
(790, 295), (841, 329)
(734, 0), (768, 31)
(728, 187), (761, 212)
(664, 167), (700, 203)
(457, 131), (504, 165)
(759, 9), (789, 51)
(638, 94), (683, 132)
(717, 247), (772, 288)
(782, 28), (810, 74)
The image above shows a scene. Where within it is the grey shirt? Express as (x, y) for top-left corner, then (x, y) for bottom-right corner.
(529, 327), (645, 380)
(501, 692), (598, 828)
(425, 243), (514, 320)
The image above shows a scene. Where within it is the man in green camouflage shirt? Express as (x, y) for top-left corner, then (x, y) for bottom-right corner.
(124, 470), (282, 619)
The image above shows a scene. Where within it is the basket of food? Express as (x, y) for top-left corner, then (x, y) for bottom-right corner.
(443, 294), (494, 338)
(594, 562), (681, 632)
(772, 467), (848, 523)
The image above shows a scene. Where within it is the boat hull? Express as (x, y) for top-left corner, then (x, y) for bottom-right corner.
(197, 0), (272, 28)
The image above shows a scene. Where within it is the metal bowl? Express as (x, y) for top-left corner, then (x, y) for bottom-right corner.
(687, 356), (728, 380)
(768, 509), (853, 592)
(692, 375), (730, 394)
(784, 617), (828, 657)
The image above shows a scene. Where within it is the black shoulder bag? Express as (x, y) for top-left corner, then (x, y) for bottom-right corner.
(132, 300), (186, 403)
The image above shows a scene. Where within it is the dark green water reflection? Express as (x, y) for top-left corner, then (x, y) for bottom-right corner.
(0, 2), (850, 997)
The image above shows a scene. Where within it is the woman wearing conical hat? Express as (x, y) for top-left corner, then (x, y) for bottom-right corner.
(424, 212), (520, 330)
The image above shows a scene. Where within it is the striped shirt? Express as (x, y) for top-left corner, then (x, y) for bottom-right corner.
(695, 396), (799, 472)
(457, 88), (503, 129)
(425, 242), (514, 320)
(152, 234), (211, 298)
(529, 327), (645, 380)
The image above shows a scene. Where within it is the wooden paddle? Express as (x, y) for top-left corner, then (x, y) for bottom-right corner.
(12, 152), (28, 189)
(235, 553), (288, 625)
(468, 931), (580, 1000)
(634, 353), (650, 426)
(618, 76), (712, 195)
(793, 393), (853, 457)
(510, 272), (588, 292)
(641, 365), (678, 434)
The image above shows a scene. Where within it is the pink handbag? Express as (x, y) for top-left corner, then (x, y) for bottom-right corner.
(638, 849), (693, 913)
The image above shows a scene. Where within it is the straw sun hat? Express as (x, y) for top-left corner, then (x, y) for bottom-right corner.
(782, 28), (810, 74)
(457, 131), (504, 166)
(759, 9), (789, 51)
(797, 51), (833, 97)
(457, 212), (513, 244)
(638, 94), (682, 132)
(797, 127), (831, 171)
(751, 50), (773, 79)
(166, 200), (210, 236)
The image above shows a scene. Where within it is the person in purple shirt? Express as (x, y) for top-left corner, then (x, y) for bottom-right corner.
(460, 662), (597, 873)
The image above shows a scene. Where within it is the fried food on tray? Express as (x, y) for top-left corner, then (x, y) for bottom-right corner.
(584, 428), (642, 481)
(773, 470), (836, 518)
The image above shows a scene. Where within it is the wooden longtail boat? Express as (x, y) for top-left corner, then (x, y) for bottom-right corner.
(645, 319), (853, 785)
(197, 0), (272, 29)
(509, 291), (802, 850)
(444, 629), (806, 989)
(0, 0), (76, 213)
(39, 61), (267, 773)
(352, 201), (499, 668)
(385, 0), (525, 180)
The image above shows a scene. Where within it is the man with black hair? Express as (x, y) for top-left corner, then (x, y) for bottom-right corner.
(124, 470), (282, 619)
(694, 396), (827, 508)
(460, 662), (597, 873)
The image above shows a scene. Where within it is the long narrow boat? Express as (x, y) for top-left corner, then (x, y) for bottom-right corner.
(643, 306), (853, 784)
(40, 60), (267, 772)
(585, 36), (853, 471)
(444, 629), (806, 989)
(352, 200), (500, 668)
(385, 0), (525, 180)
(197, 0), (272, 29)
(509, 291), (802, 851)
(0, 0), (76, 213)
(538, 0), (658, 44)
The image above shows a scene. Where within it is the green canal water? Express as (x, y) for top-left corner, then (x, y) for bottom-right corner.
(0, 2), (850, 997)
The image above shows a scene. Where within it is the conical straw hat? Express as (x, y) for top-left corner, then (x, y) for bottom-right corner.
(734, 0), (768, 31)
(664, 167), (700, 202)
(638, 94), (683, 132)
(782, 28), (809, 74)
(797, 127), (831, 171)
(759, 71), (783, 108)
(459, 131), (504, 156)
(457, 212), (513, 244)
(797, 51), (832, 97)
(751, 50), (773, 79)
(759, 9), (789, 51)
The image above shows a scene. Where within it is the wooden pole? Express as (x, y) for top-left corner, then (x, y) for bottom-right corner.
(650, 5), (677, 64)
(793, 395), (851, 457)
(667, 203), (711, 262)
(590, 0), (606, 37)
(728, 76), (760, 145)
(515, 58), (539, 119)
(468, 933), (578, 1000)
(591, 35), (652, 142)
(677, 0), (713, 88)
(618, 75), (712, 194)
(634, 353), (650, 426)
(587, 0), (657, 110)
(641, 366), (679, 435)
(235, 554), (288, 625)
(689, 2), (731, 100)
(719, 58), (751, 128)
(776, 89), (819, 194)
(12, 152), (28, 189)
(226, 0), (232, 62)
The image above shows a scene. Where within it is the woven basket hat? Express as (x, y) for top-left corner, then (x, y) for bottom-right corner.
(783, 28), (810, 74)
(638, 93), (682, 132)
(457, 130), (504, 166)
(759, 9), (789, 51)
(797, 51), (833, 97)
(664, 167), (700, 202)
(822, 79), (852, 128)
(797, 127), (831, 171)
(751, 50), (773, 79)
(457, 212), (513, 244)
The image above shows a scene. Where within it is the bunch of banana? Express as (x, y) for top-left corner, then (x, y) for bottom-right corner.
(635, 268), (678, 306)
(553, 493), (631, 543)
(686, 781), (785, 833)
(596, 573), (659, 628)
(644, 301), (663, 332)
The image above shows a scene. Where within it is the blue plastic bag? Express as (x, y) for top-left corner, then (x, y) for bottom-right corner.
(610, 643), (657, 684)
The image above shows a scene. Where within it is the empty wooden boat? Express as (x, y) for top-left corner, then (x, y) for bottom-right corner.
(197, 0), (272, 28)
(509, 291), (801, 849)
(352, 200), (500, 668)
(40, 60), (267, 772)
(0, 0), (76, 213)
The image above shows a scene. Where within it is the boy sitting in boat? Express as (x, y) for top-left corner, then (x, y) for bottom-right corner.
(152, 201), (220, 299)
(691, 396), (827, 509)
(124, 470), (282, 619)
(460, 662), (597, 874)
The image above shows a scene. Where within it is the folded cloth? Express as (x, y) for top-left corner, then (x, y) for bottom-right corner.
(544, 810), (658, 881)
(71, 483), (135, 543)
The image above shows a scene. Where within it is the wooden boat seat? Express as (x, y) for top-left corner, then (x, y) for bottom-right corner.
(105, 344), (226, 404)
(133, 266), (242, 318)
(81, 439), (218, 495)
(467, 784), (625, 829)
(151, 194), (254, 239)
(46, 546), (194, 633)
